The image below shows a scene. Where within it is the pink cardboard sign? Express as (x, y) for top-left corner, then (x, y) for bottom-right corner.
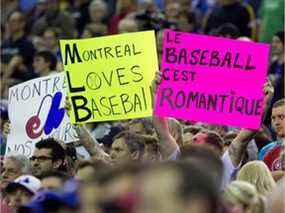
(155, 30), (270, 129)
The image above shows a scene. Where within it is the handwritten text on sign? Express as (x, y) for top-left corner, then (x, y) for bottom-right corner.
(155, 30), (270, 129)
(60, 31), (158, 124)
(7, 73), (78, 157)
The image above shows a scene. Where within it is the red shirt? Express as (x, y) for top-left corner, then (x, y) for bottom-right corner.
(263, 145), (281, 171)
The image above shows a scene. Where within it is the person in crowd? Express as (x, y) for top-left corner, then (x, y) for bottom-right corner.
(164, 2), (181, 28)
(182, 125), (203, 145)
(41, 27), (62, 60)
(223, 180), (266, 213)
(4, 175), (41, 211)
(32, 50), (58, 77)
(108, 0), (137, 34)
(1, 11), (36, 84)
(110, 131), (146, 164)
(40, 171), (68, 191)
(31, 0), (76, 38)
(26, 0), (48, 34)
(176, 11), (197, 33)
(128, 118), (154, 135)
(1, 155), (31, 191)
(180, 144), (224, 188)
(214, 22), (240, 39)
(203, 0), (256, 39)
(30, 138), (66, 178)
(75, 160), (109, 182)
(128, 119), (161, 161)
(84, 0), (108, 36)
(190, 129), (224, 155)
(136, 161), (219, 213)
(118, 17), (139, 33)
(259, 99), (285, 173)
(237, 160), (277, 196)
(1, 0), (19, 26)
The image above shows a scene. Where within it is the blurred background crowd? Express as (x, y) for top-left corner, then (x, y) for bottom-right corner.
(0, 0), (284, 212)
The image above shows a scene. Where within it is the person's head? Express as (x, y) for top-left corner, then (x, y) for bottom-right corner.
(40, 171), (68, 191)
(118, 18), (139, 33)
(215, 23), (240, 39)
(33, 51), (57, 74)
(1, 155), (31, 189)
(128, 118), (154, 135)
(271, 99), (285, 139)
(7, 11), (26, 34)
(165, 2), (181, 21)
(177, 11), (196, 32)
(5, 175), (41, 210)
(223, 181), (265, 213)
(89, 0), (107, 23)
(271, 31), (284, 56)
(183, 125), (203, 145)
(137, 162), (219, 213)
(76, 160), (109, 182)
(237, 161), (276, 196)
(30, 138), (66, 178)
(92, 163), (142, 212)
(110, 131), (145, 164)
(179, 144), (223, 188)
(191, 130), (224, 155)
(43, 27), (60, 49)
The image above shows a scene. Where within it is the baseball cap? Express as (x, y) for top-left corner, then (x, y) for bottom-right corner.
(19, 190), (79, 213)
(6, 175), (42, 195)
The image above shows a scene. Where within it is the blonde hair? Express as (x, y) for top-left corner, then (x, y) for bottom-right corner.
(224, 181), (266, 213)
(118, 18), (138, 33)
(237, 161), (276, 196)
(89, 0), (107, 12)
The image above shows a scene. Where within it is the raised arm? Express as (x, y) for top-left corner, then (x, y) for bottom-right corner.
(152, 72), (179, 159)
(228, 81), (274, 167)
(73, 124), (111, 162)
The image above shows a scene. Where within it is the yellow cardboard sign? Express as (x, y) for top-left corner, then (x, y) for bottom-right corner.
(59, 31), (158, 124)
